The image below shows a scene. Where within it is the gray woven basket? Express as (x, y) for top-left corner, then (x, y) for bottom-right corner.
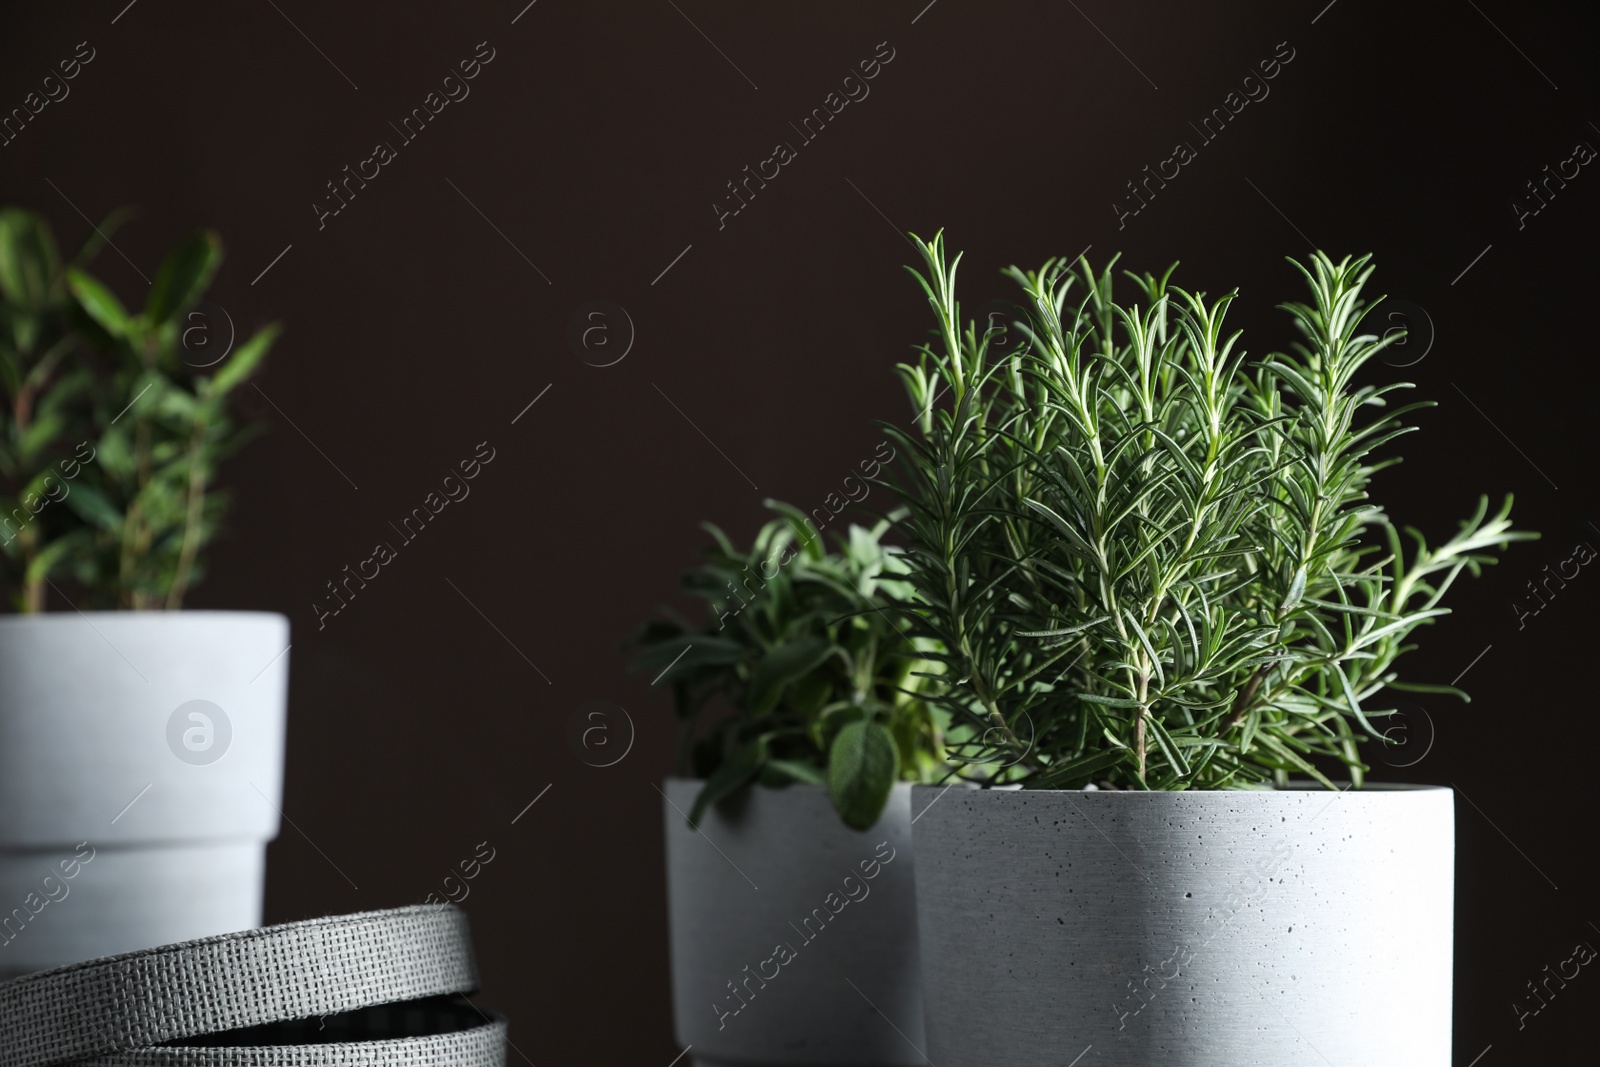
(73, 1001), (507, 1067)
(0, 906), (504, 1067)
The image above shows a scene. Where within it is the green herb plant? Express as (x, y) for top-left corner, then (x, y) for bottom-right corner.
(630, 500), (948, 829)
(0, 206), (276, 612)
(882, 232), (1534, 791)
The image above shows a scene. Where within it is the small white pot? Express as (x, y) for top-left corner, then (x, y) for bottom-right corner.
(911, 784), (1454, 1066)
(663, 779), (926, 1067)
(0, 611), (289, 978)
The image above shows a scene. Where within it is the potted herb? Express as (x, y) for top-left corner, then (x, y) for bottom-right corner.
(0, 207), (284, 977)
(886, 235), (1533, 1064)
(631, 501), (946, 1067)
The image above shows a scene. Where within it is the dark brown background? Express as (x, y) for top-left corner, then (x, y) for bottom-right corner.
(3, 0), (1596, 1060)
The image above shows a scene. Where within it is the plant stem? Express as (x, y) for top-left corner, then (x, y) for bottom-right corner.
(165, 413), (209, 609)
(119, 393), (154, 608)
(1134, 670), (1149, 781)
(10, 381), (43, 612)
(19, 527), (43, 612)
(1226, 665), (1268, 731)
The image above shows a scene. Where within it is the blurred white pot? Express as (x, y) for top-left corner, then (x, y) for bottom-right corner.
(0, 611), (289, 978)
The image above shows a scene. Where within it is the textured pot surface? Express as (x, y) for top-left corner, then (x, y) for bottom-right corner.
(664, 779), (925, 1067)
(911, 785), (1453, 1066)
(0, 612), (289, 974)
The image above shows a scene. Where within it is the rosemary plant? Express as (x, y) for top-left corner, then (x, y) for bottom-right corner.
(883, 233), (1534, 791)
(0, 206), (276, 611)
(629, 500), (947, 829)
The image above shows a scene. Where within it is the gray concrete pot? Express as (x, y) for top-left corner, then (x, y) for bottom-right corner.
(911, 784), (1454, 1066)
(663, 779), (926, 1067)
(0, 611), (289, 978)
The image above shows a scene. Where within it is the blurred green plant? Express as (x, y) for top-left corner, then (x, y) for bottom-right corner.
(0, 206), (277, 612)
(882, 232), (1536, 791)
(629, 500), (950, 830)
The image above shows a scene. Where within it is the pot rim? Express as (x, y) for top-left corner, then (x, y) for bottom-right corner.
(665, 776), (925, 791)
(909, 781), (1450, 795)
(0, 609), (287, 627)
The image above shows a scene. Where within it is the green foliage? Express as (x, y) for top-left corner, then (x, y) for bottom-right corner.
(628, 500), (949, 828)
(828, 719), (901, 831)
(881, 232), (1536, 791)
(0, 206), (277, 612)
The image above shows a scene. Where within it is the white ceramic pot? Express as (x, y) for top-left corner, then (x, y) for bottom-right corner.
(0, 611), (289, 978)
(663, 779), (926, 1067)
(911, 784), (1454, 1066)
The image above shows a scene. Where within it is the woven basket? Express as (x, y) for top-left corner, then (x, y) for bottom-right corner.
(0, 906), (505, 1067)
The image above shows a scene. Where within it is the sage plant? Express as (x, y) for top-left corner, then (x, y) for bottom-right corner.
(629, 501), (948, 828)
